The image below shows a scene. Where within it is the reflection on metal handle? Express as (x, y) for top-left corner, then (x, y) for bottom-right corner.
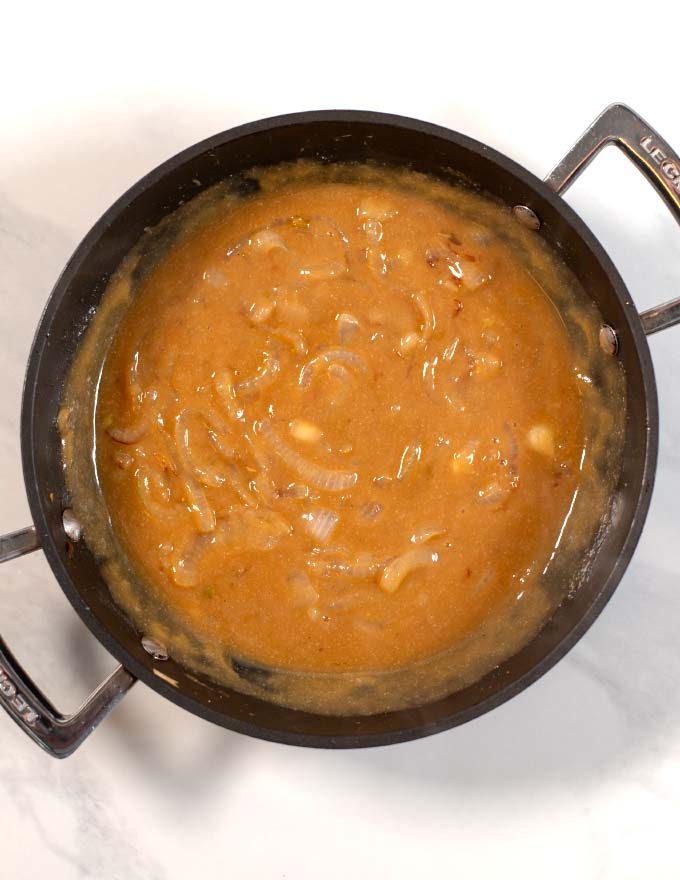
(0, 526), (40, 562)
(639, 297), (680, 335)
(0, 526), (136, 758)
(544, 103), (680, 336)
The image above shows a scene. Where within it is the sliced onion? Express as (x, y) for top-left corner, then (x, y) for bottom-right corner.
(108, 416), (152, 445)
(442, 338), (460, 361)
(430, 232), (467, 258)
(305, 215), (350, 245)
(247, 509), (292, 549)
(308, 553), (384, 579)
(459, 260), (491, 290)
(242, 432), (277, 502)
(399, 331), (423, 355)
(174, 413), (216, 484)
(219, 508), (291, 551)
(477, 480), (510, 507)
(354, 618), (384, 635)
(277, 482), (310, 499)
(423, 339), (473, 410)
(107, 389), (159, 444)
(409, 526), (447, 544)
(247, 297), (276, 324)
(227, 216), (349, 282)
(325, 590), (365, 611)
(357, 198), (398, 220)
(504, 423), (520, 486)
(397, 442), (422, 481)
(127, 348), (143, 402)
(470, 351), (502, 377)
(258, 419), (358, 492)
(380, 548), (438, 593)
(251, 229), (287, 252)
(248, 474), (277, 504)
(302, 509), (339, 544)
(213, 369), (245, 421)
(267, 326), (308, 356)
(174, 408), (239, 486)
(363, 217), (383, 243)
(223, 462), (258, 508)
(298, 259), (347, 281)
(180, 475), (216, 533)
(359, 500), (383, 521)
(170, 556), (199, 588)
(336, 313), (360, 345)
(202, 267), (229, 287)
(234, 349), (280, 397)
(372, 475), (393, 487)
(451, 440), (479, 474)
(173, 409), (236, 488)
(113, 448), (135, 470)
(242, 431), (271, 473)
(443, 391), (466, 413)
(135, 466), (176, 521)
(366, 246), (388, 278)
(275, 292), (310, 326)
(393, 290), (435, 352)
(472, 568), (496, 594)
(425, 234), (491, 289)
(324, 363), (353, 404)
(412, 291), (435, 341)
(425, 248), (439, 267)
(298, 347), (368, 389)
(287, 572), (319, 609)
(208, 425), (239, 461)
(161, 535), (213, 588)
(226, 221), (289, 258)
(482, 330), (500, 347)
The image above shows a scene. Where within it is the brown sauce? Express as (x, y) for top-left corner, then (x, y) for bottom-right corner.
(59, 162), (625, 714)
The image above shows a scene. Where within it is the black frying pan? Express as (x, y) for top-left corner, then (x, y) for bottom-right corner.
(1, 104), (679, 757)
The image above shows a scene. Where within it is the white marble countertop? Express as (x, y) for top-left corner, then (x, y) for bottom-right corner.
(2, 4), (680, 878)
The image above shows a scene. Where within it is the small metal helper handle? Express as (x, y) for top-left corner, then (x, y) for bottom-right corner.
(544, 102), (680, 335)
(0, 526), (136, 758)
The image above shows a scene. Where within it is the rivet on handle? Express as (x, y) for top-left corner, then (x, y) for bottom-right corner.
(62, 509), (83, 542)
(141, 636), (169, 661)
(512, 205), (541, 230)
(599, 325), (619, 355)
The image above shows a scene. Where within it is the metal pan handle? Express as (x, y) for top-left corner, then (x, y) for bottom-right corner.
(544, 102), (680, 336)
(0, 526), (136, 758)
